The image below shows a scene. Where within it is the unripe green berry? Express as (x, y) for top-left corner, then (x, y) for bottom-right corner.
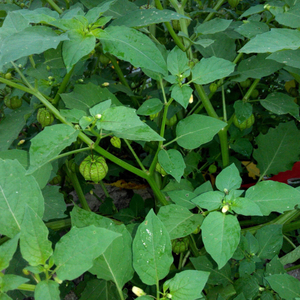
(99, 54), (110, 66)
(156, 163), (167, 176)
(165, 114), (177, 127)
(79, 155), (108, 183)
(110, 136), (121, 149)
(228, 0), (239, 8)
(4, 96), (22, 109)
(208, 164), (217, 173)
(37, 108), (54, 128)
(233, 114), (255, 130)
(250, 89), (259, 99)
(209, 82), (218, 93)
(4, 72), (12, 80)
(240, 79), (251, 88)
(150, 112), (159, 120)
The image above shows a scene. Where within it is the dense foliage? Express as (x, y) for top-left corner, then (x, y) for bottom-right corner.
(0, 0), (300, 299)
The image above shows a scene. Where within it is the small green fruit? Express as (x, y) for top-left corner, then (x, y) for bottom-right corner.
(192, 226), (201, 234)
(4, 96), (22, 109)
(99, 53), (110, 66)
(240, 79), (251, 88)
(208, 164), (217, 174)
(172, 237), (189, 254)
(165, 114), (177, 126)
(150, 112), (159, 120)
(171, 19), (180, 31)
(110, 136), (121, 149)
(228, 0), (239, 8)
(79, 155), (108, 183)
(209, 83), (218, 93)
(156, 163), (167, 176)
(233, 114), (255, 130)
(37, 108), (54, 128)
(4, 72), (12, 80)
(250, 89), (259, 99)
(68, 159), (77, 173)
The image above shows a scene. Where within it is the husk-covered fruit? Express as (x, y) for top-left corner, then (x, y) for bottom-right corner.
(110, 136), (121, 149)
(233, 114), (255, 130)
(156, 162), (167, 176)
(37, 108), (54, 127)
(4, 96), (22, 109)
(172, 237), (189, 254)
(165, 114), (177, 126)
(79, 155), (108, 183)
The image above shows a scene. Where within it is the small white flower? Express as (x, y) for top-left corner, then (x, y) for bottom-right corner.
(132, 286), (146, 297)
(95, 114), (102, 119)
(102, 82), (110, 87)
(189, 94), (194, 104)
(222, 205), (229, 213)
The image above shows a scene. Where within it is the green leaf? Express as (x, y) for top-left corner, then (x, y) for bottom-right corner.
(42, 185), (67, 221)
(132, 209), (173, 285)
(136, 98), (163, 116)
(0, 26), (68, 68)
(163, 270), (209, 300)
(235, 21), (269, 39)
(239, 28), (300, 53)
(260, 92), (299, 116)
(234, 101), (253, 123)
(101, 26), (167, 76)
(234, 275), (260, 299)
(239, 259), (256, 277)
(89, 100), (111, 117)
(63, 30), (96, 72)
(20, 206), (53, 266)
(79, 279), (120, 300)
(0, 293), (12, 300)
(0, 105), (33, 151)
(0, 234), (19, 271)
(27, 124), (79, 174)
(192, 191), (224, 211)
(158, 149), (186, 182)
(167, 190), (197, 209)
(230, 138), (253, 157)
(275, 3), (300, 28)
(184, 151), (201, 176)
(0, 159), (44, 238)
(176, 114), (226, 150)
(239, 4), (265, 18)
(0, 275), (28, 292)
(111, 8), (189, 28)
(34, 281), (60, 300)
(216, 163), (242, 192)
(192, 56), (235, 85)
(60, 109), (87, 123)
(171, 84), (193, 109)
(253, 122), (300, 176)
(235, 54), (284, 82)
(267, 49), (300, 69)
(158, 204), (203, 239)
(0, 150), (28, 169)
(17, 7), (59, 23)
(61, 83), (122, 114)
(265, 256), (285, 276)
(196, 18), (232, 35)
(265, 274), (300, 299)
(52, 225), (121, 280)
(190, 256), (232, 286)
(231, 197), (262, 216)
(201, 212), (240, 269)
(256, 224), (283, 259)
(280, 245), (300, 265)
(167, 46), (189, 76)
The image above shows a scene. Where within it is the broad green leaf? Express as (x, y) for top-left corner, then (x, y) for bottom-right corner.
(85, 1), (115, 23)
(167, 46), (189, 76)
(275, 3), (300, 28)
(27, 124), (79, 174)
(234, 100), (253, 123)
(171, 84), (193, 109)
(60, 108), (87, 123)
(235, 21), (269, 39)
(235, 54), (284, 81)
(158, 204), (203, 239)
(0, 234), (19, 271)
(20, 206), (53, 266)
(0, 105), (33, 151)
(101, 26), (167, 76)
(79, 279), (120, 300)
(136, 98), (163, 116)
(267, 49), (300, 69)
(231, 197), (262, 216)
(158, 149), (185, 182)
(34, 281), (60, 300)
(260, 92), (299, 116)
(265, 274), (300, 299)
(132, 209), (173, 285)
(0, 159), (44, 238)
(184, 151), (202, 176)
(201, 212), (240, 269)
(53, 225), (121, 280)
(253, 122), (300, 176)
(230, 138), (253, 157)
(239, 28), (300, 53)
(176, 114), (226, 150)
(239, 259), (256, 277)
(163, 270), (209, 300)
(256, 224), (283, 259)
(61, 83), (122, 113)
(265, 256), (285, 276)
(196, 19), (232, 35)
(0, 294), (12, 300)
(0, 275), (28, 292)
(246, 181), (300, 215)
(216, 164), (242, 192)
(111, 8), (189, 28)
(192, 56), (235, 85)
(239, 4), (265, 18)
(17, 7), (59, 23)
(167, 190), (197, 209)
(192, 191), (224, 210)
(71, 206), (134, 290)
(63, 30), (96, 72)
(191, 256), (232, 286)
(89, 100), (111, 117)
(280, 246), (300, 265)
(234, 275), (260, 299)
(0, 26), (68, 68)
(194, 181), (213, 195)
(42, 185), (67, 221)
(30, 162), (53, 190)
(0, 150), (28, 169)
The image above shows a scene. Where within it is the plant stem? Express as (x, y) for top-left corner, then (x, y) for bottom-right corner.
(285, 264), (300, 272)
(12, 61), (34, 90)
(17, 283), (36, 292)
(147, 175), (169, 206)
(46, 218), (72, 231)
(50, 147), (90, 163)
(124, 139), (147, 172)
(218, 128), (230, 167)
(99, 180), (110, 198)
(178, 252), (184, 269)
(188, 235), (199, 257)
(242, 78), (260, 103)
(204, 0), (227, 22)
(221, 80), (227, 122)
(283, 235), (297, 249)
(29, 55), (36, 69)
(52, 66), (74, 105)
(46, 0), (63, 14)
(156, 279), (160, 300)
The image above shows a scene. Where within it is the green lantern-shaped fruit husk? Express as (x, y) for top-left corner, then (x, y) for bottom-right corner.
(171, 237), (189, 254)
(156, 162), (167, 176)
(4, 96), (22, 109)
(233, 114), (255, 130)
(79, 155), (108, 183)
(110, 136), (121, 149)
(165, 114), (177, 127)
(37, 108), (54, 128)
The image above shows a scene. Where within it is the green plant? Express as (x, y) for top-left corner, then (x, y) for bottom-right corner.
(0, 0), (300, 299)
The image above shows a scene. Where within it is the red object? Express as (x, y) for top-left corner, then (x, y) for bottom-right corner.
(241, 161), (300, 189)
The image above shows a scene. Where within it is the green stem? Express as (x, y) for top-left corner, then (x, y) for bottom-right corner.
(178, 252), (184, 269)
(285, 264), (300, 272)
(65, 166), (91, 211)
(124, 139), (147, 172)
(283, 235), (297, 249)
(46, 0), (63, 13)
(242, 78), (260, 103)
(221, 80), (227, 122)
(29, 55), (36, 69)
(218, 128), (229, 167)
(147, 175), (169, 206)
(46, 218), (72, 231)
(156, 279), (160, 300)
(283, 220), (300, 233)
(99, 180), (110, 198)
(52, 66), (74, 105)
(204, 0), (227, 22)
(50, 147), (89, 163)
(17, 283), (36, 292)
(12, 61), (34, 89)
(188, 235), (199, 257)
